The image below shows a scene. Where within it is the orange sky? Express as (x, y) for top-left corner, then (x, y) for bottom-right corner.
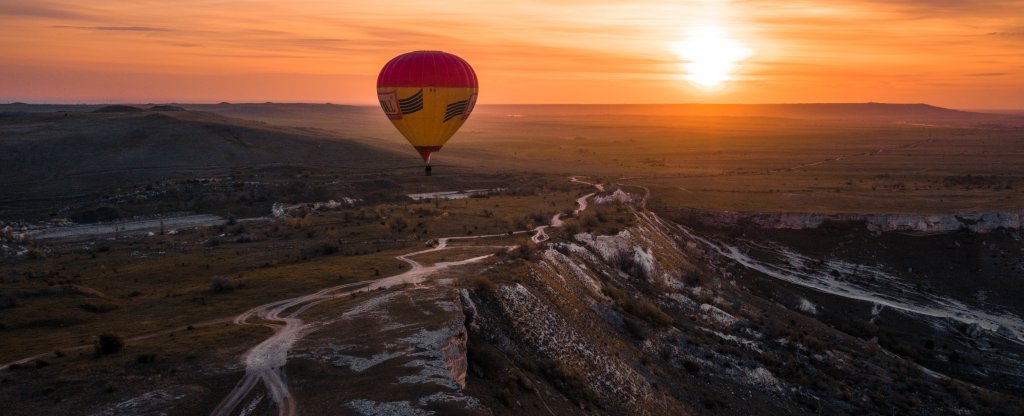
(1, 0), (1022, 108)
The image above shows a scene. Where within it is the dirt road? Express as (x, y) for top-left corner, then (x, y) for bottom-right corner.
(213, 177), (603, 416)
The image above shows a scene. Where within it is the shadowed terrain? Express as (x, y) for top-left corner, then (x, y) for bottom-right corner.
(1, 103), (1022, 415)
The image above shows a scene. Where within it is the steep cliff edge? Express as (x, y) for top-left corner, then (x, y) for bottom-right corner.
(666, 207), (1024, 233)
(459, 189), (1024, 415)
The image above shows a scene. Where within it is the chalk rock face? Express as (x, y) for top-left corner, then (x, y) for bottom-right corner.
(668, 208), (1024, 233)
(593, 189), (635, 204)
(441, 303), (470, 389)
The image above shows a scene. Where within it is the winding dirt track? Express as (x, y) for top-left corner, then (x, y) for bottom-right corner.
(532, 192), (593, 243)
(211, 177), (602, 416)
(0, 177), (603, 414)
(210, 239), (495, 416)
(532, 177), (601, 244)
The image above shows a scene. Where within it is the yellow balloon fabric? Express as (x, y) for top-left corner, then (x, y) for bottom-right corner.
(377, 51), (478, 165)
(376, 86), (478, 162)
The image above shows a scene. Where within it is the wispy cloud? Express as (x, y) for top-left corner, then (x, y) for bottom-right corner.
(0, 2), (91, 20)
(1, 0), (1023, 107)
(52, 25), (173, 32)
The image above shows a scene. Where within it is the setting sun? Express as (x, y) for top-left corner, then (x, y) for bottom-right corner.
(672, 24), (752, 89)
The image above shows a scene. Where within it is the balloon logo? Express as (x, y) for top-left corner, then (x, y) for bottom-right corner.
(377, 51), (478, 176)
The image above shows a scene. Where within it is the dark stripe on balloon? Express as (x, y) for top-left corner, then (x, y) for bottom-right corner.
(378, 99), (395, 114)
(398, 89), (423, 114)
(444, 100), (468, 122)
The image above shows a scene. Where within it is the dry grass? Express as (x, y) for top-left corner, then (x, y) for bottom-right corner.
(406, 245), (509, 265)
(0, 185), (583, 364)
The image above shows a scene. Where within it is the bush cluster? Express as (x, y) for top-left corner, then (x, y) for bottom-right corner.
(95, 333), (124, 355)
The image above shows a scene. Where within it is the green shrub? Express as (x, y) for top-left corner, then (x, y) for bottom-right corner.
(471, 276), (497, 293)
(613, 248), (648, 279)
(621, 297), (673, 327)
(95, 333), (124, 355)
(560, 220), (582, 235)
(601, 284), (625, 302)
(683, 360), (700, 373)
(0, 293), (18, 309)
(79, 302), (118, 313)
(210, 276), (237, 293)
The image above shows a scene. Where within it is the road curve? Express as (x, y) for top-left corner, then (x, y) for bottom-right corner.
(213, 177), (605, 416)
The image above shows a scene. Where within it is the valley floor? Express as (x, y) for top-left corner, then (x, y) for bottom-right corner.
(3, 176), (1023, 415)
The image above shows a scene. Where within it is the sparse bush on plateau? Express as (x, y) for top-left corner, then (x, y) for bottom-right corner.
(613, 248), (648, 279)
(79, 302), (118, 313)
(286, 214), (312, 229)
(387, 216), (409, 232)
(560, 220), (582, 235)
(0, 293), (18, 309)
(301, 243), (338, 259)
(496, 243), (536, 260)
(95, 333), (124, 355)
(471, 275), (497, 293)
(210, 276), (238, 293)
(553, 242), (572, 255)
(26, 246), (46, 259)
(537, 359), (601, 408)
(602, 284), (625, 302)
(622, 297), (673, 327)
(604, 284), (672, 327)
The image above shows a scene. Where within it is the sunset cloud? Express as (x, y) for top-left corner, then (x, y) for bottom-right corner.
(0, 0), (1021, 108)
(51, 25), (173, 32)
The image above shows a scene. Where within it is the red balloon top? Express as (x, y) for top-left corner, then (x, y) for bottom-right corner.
(377, 51), (478, 89)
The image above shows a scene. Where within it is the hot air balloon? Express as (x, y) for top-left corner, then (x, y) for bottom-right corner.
(377, 51), (478, 176)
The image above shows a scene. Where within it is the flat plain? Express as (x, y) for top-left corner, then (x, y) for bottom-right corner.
(1, 103), (1023, 415)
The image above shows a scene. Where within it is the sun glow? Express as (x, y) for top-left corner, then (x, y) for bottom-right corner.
(672, 24), (752, 89)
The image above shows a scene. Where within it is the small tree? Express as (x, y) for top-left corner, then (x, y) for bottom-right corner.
(96, 333), (124, 355)
(0, 293), (18, 309)
(210, 276), (237, 293)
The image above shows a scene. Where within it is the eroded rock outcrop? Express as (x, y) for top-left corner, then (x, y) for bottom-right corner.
(667, 207), (1024, 233)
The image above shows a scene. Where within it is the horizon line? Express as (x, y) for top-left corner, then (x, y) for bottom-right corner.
(2, 101), (1023, 112)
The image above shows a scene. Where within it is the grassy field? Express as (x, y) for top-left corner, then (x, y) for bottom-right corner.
(4, 103), (1022, 364)
(189, 104), (1024, 215)
(0, 181), (589, 364)
(2, 103), (1023, 414)
(3, 104), (1020, 218)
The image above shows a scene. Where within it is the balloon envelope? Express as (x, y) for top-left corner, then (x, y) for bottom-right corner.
(377, 51), (478, 163)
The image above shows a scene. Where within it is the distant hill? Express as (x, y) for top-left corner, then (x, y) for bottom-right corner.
(92, 105), (146, 113)
(180, 102), (1024, 128)
(475, 103), (1022, 125)
(149, 105), (186, 112)
(5, 102), (1018, 126)
(0, 108), (406, 206)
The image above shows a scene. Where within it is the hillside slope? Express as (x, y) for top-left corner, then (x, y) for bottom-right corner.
(457, 192), (1024, 415)
(0, 107), (408, 219)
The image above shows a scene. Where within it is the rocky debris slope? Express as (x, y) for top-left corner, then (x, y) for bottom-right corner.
(668, 208), (1024, 233)
(460, 188), (1024, 415)
(287, 285), (486, 415)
